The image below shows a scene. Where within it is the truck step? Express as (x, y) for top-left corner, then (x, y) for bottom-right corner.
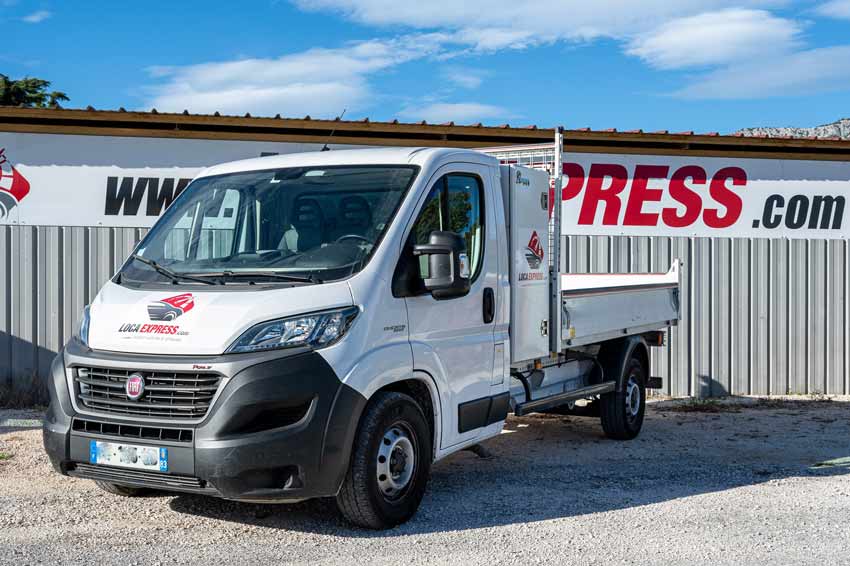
(646, 377), (663, 389)
(514, 382), (616, 417)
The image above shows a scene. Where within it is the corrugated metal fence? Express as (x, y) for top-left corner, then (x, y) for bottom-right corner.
(0, 225), (147, 404)
(563, 235), (848, 398)
(2, 228), (848, 403)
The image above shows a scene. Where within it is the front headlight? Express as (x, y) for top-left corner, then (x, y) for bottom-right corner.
(226, 307), (359, 354)
(78, 306), (91, 347)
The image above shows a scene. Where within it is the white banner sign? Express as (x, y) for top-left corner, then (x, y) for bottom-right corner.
(557, 153), (850, 239)
(0, 133), (363, 227)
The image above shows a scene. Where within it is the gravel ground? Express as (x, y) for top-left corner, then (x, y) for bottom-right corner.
(2, 398), (850, 566)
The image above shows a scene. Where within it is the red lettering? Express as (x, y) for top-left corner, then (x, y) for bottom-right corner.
(623, 165), (668, 226)
(705, 167), (745, 228)
(578, 164), (628, 225)
(561, 163), (585, 201)
(662, 166), (706, 228)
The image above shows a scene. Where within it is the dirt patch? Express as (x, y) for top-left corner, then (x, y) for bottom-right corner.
(655, 399), (743, 413)
(655, 395), (841, 414)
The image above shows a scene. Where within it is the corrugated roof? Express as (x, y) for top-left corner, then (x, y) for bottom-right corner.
(2, 106), (849, 161)
(7, 104), (849, 141)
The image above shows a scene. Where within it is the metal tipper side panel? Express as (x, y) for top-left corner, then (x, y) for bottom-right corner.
(501, 165), (551, 364)
(559, 261), (681, 348)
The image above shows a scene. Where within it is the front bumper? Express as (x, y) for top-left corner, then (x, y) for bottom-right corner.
(43, 341), (367, 502)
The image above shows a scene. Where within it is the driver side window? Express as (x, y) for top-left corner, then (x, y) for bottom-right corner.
(405, 173), (485, 284)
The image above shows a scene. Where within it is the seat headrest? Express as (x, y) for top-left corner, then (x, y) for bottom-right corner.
(291, 198), (324, 227)
(339, 195), (372, 230)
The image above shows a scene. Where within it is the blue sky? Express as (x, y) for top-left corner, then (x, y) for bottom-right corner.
(3, 0), (850, 133)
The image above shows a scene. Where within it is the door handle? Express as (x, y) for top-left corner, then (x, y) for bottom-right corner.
(483, 287), (495, 324)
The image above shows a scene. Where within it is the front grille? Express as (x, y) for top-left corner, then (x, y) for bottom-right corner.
(72, 417), (193, 443)
(69, 463), (217, 495)
(74, 366), (222, 420)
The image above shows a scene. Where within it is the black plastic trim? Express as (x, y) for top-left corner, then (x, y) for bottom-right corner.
(457, 391), (510, 433)
(71, 417), (194, 443)
(192, 350), (367, 500)
(514, 383), (615, 417)
(68, 463), (218, 495)
(44, 348), (369, 502)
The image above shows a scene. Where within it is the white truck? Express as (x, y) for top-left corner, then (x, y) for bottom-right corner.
(43, 137), (680, 528)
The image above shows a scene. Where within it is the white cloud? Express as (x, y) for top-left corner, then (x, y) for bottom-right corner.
(627, 9), (801, 70)
(454, 27), (541, 51)
(675, 45), (850, 99)
(22, 9), (51, 23)
(442, 67), (487, 89)
(144, 34), (450, 116)
(292, 0), (850, 101)
(399, 102), (509, 123)
(143, 0), (850, 117)
(293, 0), (783, 49)
(816, 0), (850, 19)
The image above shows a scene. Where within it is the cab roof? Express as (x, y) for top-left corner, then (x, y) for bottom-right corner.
(196, 147), (498, 179)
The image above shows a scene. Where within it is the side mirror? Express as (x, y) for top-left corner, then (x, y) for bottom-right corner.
(412, 231), (470, 299)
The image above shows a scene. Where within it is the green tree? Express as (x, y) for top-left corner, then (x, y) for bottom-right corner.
(0, 74), (69, 107)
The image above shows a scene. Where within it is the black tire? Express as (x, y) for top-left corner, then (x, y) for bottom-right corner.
(336, 391), (432, 529)
(600, 354), (646, 440)
(94, 481), (147, 497)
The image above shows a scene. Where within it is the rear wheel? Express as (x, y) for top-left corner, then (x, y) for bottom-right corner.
(600, 354), (646, 440)
(336, 391), (432, 529)
(94, 481), (147, 497)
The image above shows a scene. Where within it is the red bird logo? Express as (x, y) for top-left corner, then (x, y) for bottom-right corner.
(527, 231), (544, 261)
(0, 148), (30, 220)
(525, 231), (545, 269)
(147, 293), (195, 321)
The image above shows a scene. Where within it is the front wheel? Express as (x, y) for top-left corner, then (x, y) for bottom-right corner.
(600, 355), (646, 440)
(336, 391), (432, 529)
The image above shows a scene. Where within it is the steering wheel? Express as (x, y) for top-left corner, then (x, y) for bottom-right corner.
(334, 234), (372, 245)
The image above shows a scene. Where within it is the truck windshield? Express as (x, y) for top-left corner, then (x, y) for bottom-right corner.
(118, 165), (418, 285)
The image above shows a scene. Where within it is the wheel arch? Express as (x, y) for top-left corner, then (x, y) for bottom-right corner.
(370, 374), (441, 461)
(631, 339), (650, 381)
(598, 335), (650, 389)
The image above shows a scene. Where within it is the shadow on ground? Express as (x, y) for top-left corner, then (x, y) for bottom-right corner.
(168, 399), (850, 537)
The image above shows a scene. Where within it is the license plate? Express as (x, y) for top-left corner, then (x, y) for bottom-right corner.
(89, 440), (168, 472)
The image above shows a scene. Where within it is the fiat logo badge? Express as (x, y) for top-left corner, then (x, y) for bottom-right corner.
(125, 373), (146, 401)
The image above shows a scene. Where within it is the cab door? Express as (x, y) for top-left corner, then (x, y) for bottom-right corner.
(400, 164), (503, 449)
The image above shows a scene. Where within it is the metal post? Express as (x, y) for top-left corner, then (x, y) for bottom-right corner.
(549, 127), (564, 355)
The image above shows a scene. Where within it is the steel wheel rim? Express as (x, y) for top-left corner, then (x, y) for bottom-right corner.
(376, 422), (416, 500)
(625, 377), (641, 418)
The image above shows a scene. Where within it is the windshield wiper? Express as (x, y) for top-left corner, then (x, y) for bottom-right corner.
(193, 271), (322, 285)
(128, 255), (217, 285)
